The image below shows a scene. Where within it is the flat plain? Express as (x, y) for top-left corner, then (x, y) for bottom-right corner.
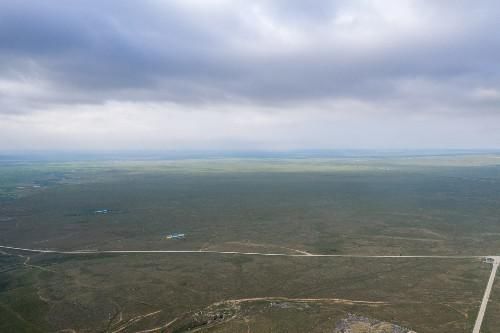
(1, 154), (500, 332)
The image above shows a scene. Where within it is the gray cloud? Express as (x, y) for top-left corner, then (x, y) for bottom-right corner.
(1, 0), (500, 149)
(0, 1), (498, 106)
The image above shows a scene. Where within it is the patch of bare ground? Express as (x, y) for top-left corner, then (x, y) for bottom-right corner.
(335, 313), (416, 333)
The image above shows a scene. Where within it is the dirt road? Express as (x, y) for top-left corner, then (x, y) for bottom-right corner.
(472, 256), (499, 333)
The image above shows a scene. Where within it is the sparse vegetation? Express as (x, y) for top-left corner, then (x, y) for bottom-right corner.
(1, 155), (500, 332)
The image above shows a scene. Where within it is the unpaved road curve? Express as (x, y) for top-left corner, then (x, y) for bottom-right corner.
(472, 257), (499, 333)
(212, 296), (388, 306)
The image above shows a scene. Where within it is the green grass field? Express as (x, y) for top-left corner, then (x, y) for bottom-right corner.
(1, 155), (500, 332)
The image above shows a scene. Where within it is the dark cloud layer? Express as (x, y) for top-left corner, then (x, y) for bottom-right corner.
(1, 1), (500, 150)
(1, 0), (500, 112)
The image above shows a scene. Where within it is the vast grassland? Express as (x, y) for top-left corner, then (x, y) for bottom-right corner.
(1, 155), (500, 332)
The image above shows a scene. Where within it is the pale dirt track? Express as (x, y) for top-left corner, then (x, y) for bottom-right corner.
(0, 245), (484, 259)
(472, 257), (499, 333)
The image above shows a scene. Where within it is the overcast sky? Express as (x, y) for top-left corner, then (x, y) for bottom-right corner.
(1, 0), (500, 151)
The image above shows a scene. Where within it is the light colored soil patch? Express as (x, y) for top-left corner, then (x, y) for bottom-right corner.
(335, 313), (416, 333)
